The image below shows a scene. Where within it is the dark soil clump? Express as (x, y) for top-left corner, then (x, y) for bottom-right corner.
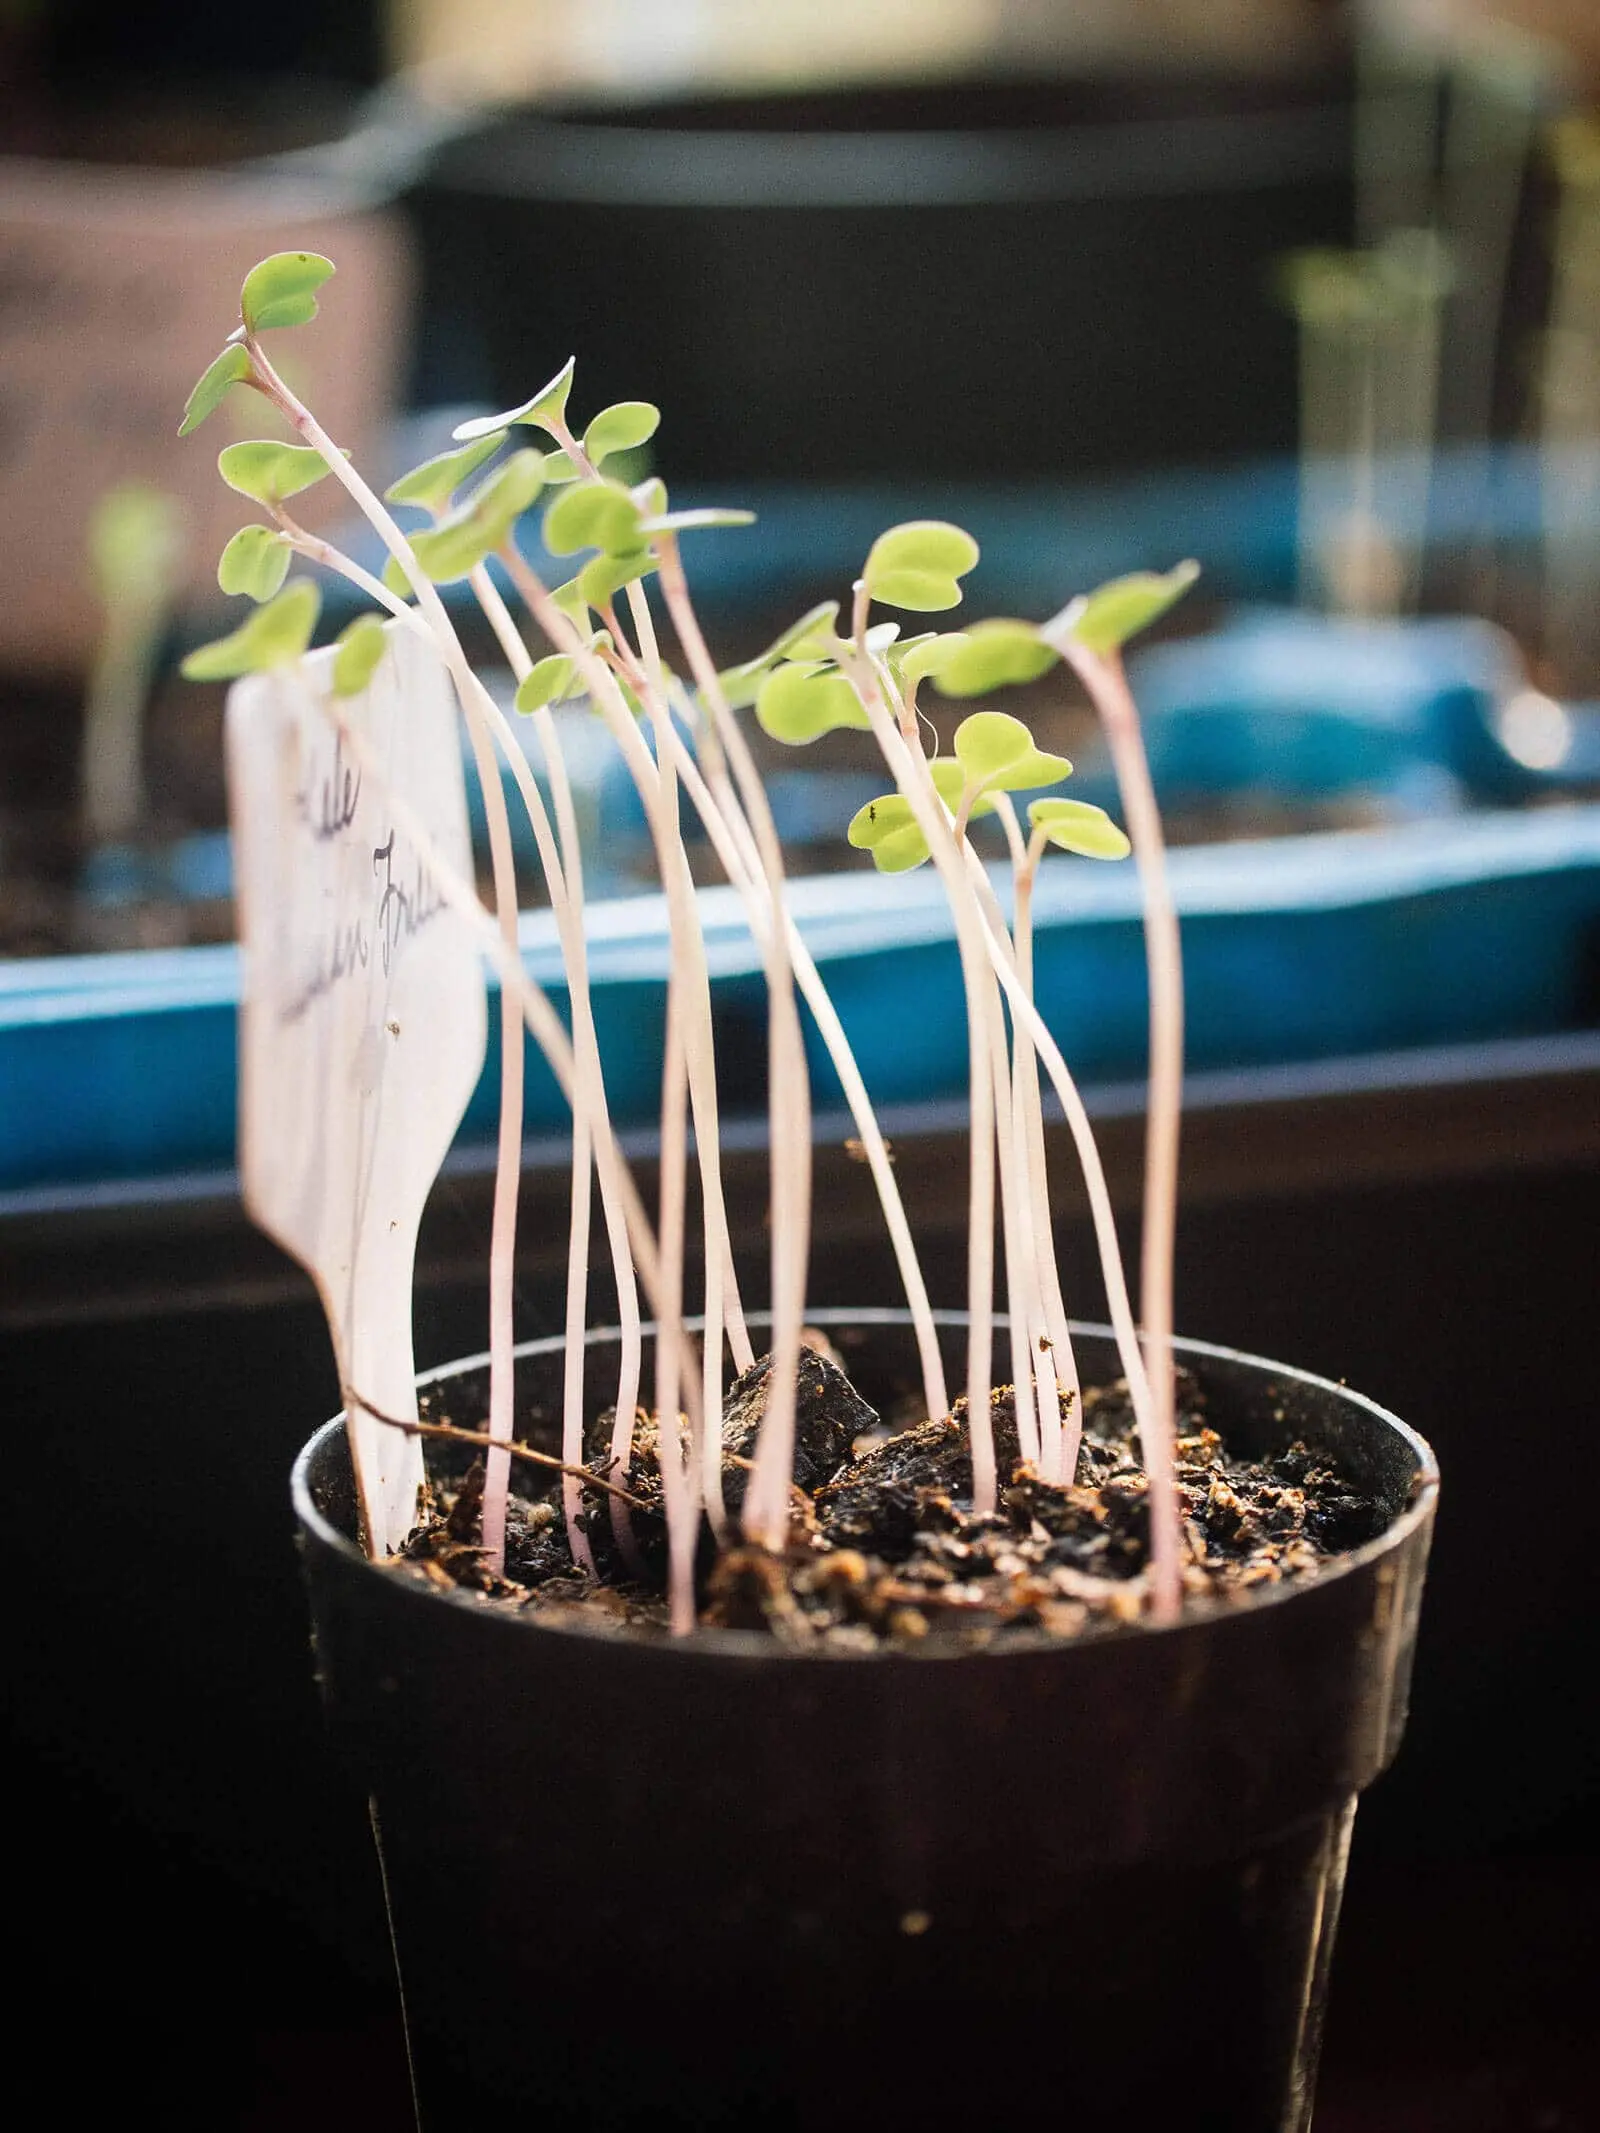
(397, 1344), (1388, 1646)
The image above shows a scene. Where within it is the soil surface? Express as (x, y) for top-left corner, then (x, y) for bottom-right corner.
(397, 1339), (1388, 1646)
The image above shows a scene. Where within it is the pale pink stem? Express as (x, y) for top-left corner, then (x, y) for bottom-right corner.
(1057, 642), (1183, 1611)
(472, 564), (648, 1571)
(987, 973), (1042, 1470)
(989, 795), (1077, 1480)
(498, 547), (736, 1427)
(560, 1112), (598, 1576)
(654, 544), (811, 1548)
(966, 852), (1177, 1616)
(844, 644), (997, 1513)
(500, 550), (738, 1613)
(624, 578), (735, 1538)
(662, 717), (950, 1424)
(656, 986), (698, 1632)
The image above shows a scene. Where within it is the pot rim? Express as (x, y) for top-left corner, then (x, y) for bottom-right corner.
(295, 1309), (1438, 1662)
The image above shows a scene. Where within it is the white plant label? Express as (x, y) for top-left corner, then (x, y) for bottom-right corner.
(227, 624), (487, 1555)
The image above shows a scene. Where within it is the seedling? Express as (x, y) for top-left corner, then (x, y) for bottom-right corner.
(185, 252), (1199, 1626)
(82, 483), (184, 849)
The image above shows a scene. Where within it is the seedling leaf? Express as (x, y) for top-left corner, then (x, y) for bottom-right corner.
(1028, 797), (1131, 860)
(756, 661), (871, 745)
(452, 358), (576, 441)
(179, 344), (254, 437)
(577, 547), (656, 608)
(868, 567), (966, 613)
(402, 449), (546, 582)
(863, 520), (979, 612)
(217, 524), (292, 603)
(894, 633), (967, 684)
(1061, 561), (1200, 656)
(777, 601), (843, 663)
(332, 614), (387, 696)
(218, 439), (335, 507)
(549, 574), (591, 628)
(847, 761), (972, 872)
(515, 655), (579, 712)
(929, 618), (1058, 696)
(584, 400), (661, 462)
(953, 709), (1071, 794)
(642, 507), (756, 535)
(846, 794), (930, 873)
(240, 252), (335, 333)
(466, 447), (546, 528)
(385, 431), (506, 516)
(180, 579), (320, 680)
(543, 478), (644, 557)
(631, 476), (669, 519)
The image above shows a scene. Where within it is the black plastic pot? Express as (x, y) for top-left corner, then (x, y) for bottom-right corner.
(294, 1310), (1437, 2133)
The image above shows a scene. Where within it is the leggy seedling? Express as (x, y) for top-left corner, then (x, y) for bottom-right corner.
(185, 249), (1200, 1629)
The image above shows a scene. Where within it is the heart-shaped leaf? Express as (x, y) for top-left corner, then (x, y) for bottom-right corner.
(846, 793), (930, 872)
(385, 431), (506, 517)
(515, 655), (580, 713)
(180, 579), (321, 680)
(332, 614), (388, 697)
(846, 760), (970, 872)
(217, 524), (292, 603)
(218, 439), (335, 507)
(584, 400), (661, 463)
(863, 520), (979, 612)
(1060, 560), (1200, 657)
(576, 547), (656, 609)
(928, 618), (1058, 696)
(755, 660), (871, 745)
(240, 252), (335, 333)
(179, 344), (254, 437)
(543, 478), (645, 557)
(953, 710), (1071, 795)
(452, 357), (576, 442)
(1028, 797), (1131, 860)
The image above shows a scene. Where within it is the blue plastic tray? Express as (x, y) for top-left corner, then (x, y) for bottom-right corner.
(3, 806), (1596, 1191)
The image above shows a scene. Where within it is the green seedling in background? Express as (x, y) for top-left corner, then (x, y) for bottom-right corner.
(82, 483), (186, 848)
